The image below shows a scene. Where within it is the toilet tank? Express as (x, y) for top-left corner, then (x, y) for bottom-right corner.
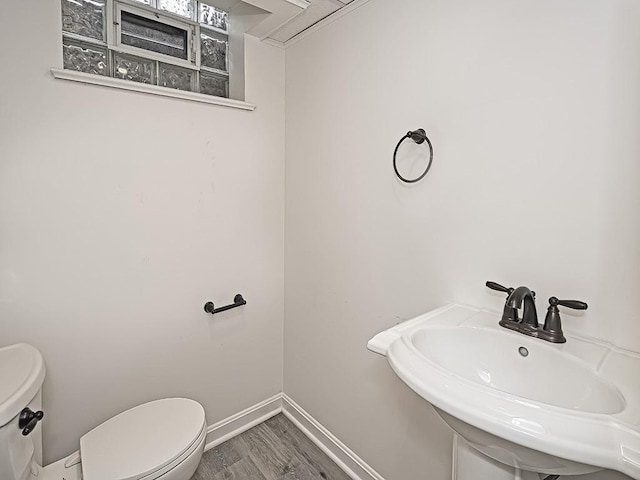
(0, 343), (46, 480)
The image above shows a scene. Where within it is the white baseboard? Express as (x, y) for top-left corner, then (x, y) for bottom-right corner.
(281, 394), (385, 480)
(204, 393), (283, 450)
(203, 393), (385, 480)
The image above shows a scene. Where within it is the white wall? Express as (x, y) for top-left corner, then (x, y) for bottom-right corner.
(284, 1), (640, 479)
(0, 0), (285, 464)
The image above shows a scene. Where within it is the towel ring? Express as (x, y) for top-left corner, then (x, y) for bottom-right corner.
(393, 128), (434, 183)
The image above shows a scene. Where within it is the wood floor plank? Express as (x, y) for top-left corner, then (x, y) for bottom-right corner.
(211, 456), (268, 480)
(235, 423), (302, 480)
(191, 414), (351, 480)
(193, 439), (244, 479)
(264, 415), (351, 480)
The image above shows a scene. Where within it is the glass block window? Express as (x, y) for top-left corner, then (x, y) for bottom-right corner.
(63, 39), (109, 76)
(200, 71), (228, 98)
(62, 0), (106, 41)
(114, 52), (156, 84)
(159, 63), (195, 91)
(60, 0), (230, 98)
(199, 4), (227, 31)
(200, 32), (227, 71)
(158, 0), (195, 19)
(198, 2), (228, 79)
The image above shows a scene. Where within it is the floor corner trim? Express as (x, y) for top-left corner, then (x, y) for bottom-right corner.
(281, 394), (386, 480)
(203, 392), (385, 480)
(204, 393), (283, 450)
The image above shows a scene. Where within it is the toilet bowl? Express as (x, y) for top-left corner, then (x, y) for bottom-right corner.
(0, 343), (207, 480)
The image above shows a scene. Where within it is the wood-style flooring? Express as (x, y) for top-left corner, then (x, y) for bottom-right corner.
(191, 414), (352, 480)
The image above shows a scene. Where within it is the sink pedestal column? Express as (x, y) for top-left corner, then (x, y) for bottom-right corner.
(453, 435), (540, 480)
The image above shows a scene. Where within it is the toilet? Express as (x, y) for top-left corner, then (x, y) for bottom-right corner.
(0, 343), (207, 480)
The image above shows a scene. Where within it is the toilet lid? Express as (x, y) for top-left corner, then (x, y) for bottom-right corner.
(80, 398), (206, 480)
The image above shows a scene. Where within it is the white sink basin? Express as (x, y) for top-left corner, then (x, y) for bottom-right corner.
(411, 326), (625, 415)
(368, 304), (640, 478)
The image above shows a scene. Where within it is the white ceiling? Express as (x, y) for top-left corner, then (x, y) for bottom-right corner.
(265, 0), (353, 44)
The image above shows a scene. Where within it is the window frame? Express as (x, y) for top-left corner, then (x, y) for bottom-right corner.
(61, 0), (230, 97)
(113, 3), (197, 68)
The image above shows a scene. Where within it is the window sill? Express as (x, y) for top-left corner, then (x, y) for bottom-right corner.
(50, 68), (256, 111)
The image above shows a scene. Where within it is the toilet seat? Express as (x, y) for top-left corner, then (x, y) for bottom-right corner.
(80, 398), (206, 480)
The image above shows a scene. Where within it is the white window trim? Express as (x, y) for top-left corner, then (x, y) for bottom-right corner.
(50, 68), (256, 111)
(110, 44), (198, 71)
(114, 2), (196, 67)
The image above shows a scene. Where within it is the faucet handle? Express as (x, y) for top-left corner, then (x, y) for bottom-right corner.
(542, 297), (588, 343)
(549, 297), (588, 310)
(485, 281), (514, 296)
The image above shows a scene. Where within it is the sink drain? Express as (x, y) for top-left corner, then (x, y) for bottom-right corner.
(518, 346), (529, 357)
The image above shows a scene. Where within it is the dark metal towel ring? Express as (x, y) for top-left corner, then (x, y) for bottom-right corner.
(393, 128), (434, 183)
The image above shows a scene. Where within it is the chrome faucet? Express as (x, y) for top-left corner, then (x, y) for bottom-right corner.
(486, 281), (588, 344)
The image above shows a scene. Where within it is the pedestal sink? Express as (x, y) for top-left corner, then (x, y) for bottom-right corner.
(368, 304), (640, 479)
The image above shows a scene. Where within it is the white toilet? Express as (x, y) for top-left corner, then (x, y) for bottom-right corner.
(0, 343), (207, 480)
